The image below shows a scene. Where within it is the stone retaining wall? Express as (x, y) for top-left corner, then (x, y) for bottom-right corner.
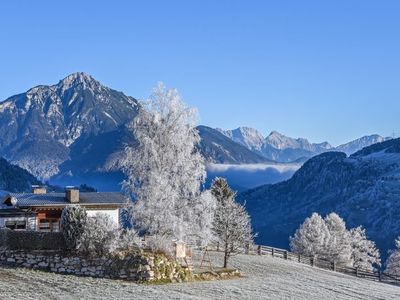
(0, 250), (191, 282)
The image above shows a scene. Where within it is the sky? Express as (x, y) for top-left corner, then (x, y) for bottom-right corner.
(0, 0), (399, 146)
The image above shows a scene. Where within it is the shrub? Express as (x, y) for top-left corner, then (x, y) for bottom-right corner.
(116, 229), (142, 253)
(145, 234), (174, 257)
(60, 205), (87, 250)
(77, 212), (118, 256)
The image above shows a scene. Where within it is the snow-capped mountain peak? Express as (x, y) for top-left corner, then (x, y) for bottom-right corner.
(265, 131), (296, 150)
(0, 73), (140, 179)
(335, 134), (389, 155)
(218, 127), (265, 151)
(265, 131), (332, 152)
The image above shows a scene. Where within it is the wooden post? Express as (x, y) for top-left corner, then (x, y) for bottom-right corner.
(298, 254), (301, 263)
(310, 257), (314, 267)
(245, 242), (250, 254)
(257, 245), (262, 255)
(271, 248), (274, 257)
(217, 242), (219, 252)
(355, 267), (358, 277)
(379, 271), (382, 282)
(331, 261), (336, 271)
(284, 251), (288, 260)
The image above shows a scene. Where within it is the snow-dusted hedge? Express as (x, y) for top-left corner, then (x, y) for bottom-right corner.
(0, 228), (66, 251)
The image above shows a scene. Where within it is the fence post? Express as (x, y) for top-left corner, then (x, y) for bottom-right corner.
(284, 251), (288, 260)
(355, 267), (358, 277)
(217, 242), (219, 252)
(379, 271), (382, 282)
(298, 254), (301, 263)
(310, 257), (314, 267)
(331, 261), (336, 272)
(257, 245), (262, 255)
(271, 248), (274, 257)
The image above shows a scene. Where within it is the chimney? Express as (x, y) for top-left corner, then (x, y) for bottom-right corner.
(32, 185), (47, 194)
(65, 186), (79, 203)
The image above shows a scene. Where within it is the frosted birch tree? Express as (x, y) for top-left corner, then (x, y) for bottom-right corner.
(117, 82), (207, 243)
(211, 177), (254, 268)
(385, 237), (400, 276)
(350, 226), (381, 271)
(290, 213), (330, 258)
(324, 212), (352, 265)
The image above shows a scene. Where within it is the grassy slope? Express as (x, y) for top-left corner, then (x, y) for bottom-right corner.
(0, 252), (399, 299)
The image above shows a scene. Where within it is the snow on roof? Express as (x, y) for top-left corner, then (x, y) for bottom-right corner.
(1, 192), (128, 208)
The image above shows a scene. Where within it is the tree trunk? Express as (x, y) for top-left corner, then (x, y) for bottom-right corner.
(223, 251), (228, 268)
(223, 242), (229, 268)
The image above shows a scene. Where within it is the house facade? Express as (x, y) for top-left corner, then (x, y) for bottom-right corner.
(0, 186), (128, 232)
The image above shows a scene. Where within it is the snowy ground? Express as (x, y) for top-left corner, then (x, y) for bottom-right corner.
(0, 252), (399, 300)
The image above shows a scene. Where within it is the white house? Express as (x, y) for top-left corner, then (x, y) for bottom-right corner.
(0, 186), (128, 232)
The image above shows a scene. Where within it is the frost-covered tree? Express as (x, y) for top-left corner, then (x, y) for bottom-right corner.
(211, 178), (254, 268)
(385, 237), (400, 276)
(187, 190), (217, 247)
(290, 213), (330, 258)
(117, 83), (206, 242)
(77, 213), (118, 256)
(350, 226), (381, 271)
(324, 213), (352, 265)
(61, 205), (87, 250)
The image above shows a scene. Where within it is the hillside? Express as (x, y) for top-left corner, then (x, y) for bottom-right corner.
(197, 126), (270, 164)
(239, 138), (400, 258)
(0, 252), (398, 299)
(0, 157), (41, 192)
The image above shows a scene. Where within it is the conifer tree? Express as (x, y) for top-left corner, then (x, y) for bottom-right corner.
(350, 226), (381, 271)
(211, 177), (254, 268)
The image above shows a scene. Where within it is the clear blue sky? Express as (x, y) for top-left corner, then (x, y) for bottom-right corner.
(1, 1), (399, 146)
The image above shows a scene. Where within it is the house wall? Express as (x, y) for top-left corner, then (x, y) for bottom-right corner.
(0, 216), (36, 230)
(86, 208), (120, 225)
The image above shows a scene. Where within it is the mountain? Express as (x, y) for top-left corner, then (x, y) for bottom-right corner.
(0, 157), (41, 192)
(220, 127), (388, 162)
(262, 131), (332, 162)
(217, 127), (265, 152)
(335, 134), (388, 155)
(219, 128), (333, 162)
(239, 138), (400, 259)
(0, 74), (277, 190)
(197, 126), (270, 164)
(0, 72), (139, 186)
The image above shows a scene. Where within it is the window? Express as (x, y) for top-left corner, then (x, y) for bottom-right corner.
(38, 219), (60, 232)
(5, 220), (26, 230)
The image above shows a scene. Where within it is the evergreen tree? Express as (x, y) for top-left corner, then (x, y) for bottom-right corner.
(350, 226), (381, 271)
(385, 237), (400, 276)
(60, 205), (87, 250)
(324, 212), (352, 266)
(211, 177), (254, 268)
(290, 213), (330, 258)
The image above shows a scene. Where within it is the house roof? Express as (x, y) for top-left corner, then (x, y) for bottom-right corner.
(1, 192), (129, 208)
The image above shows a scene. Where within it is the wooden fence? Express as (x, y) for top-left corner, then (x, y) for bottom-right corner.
(211, 243), (400, 285)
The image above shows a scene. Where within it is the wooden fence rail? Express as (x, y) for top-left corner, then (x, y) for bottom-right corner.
(209, 243), (400, 286)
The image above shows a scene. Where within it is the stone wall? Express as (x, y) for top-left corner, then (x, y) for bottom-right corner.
(0, 250), (192, 282)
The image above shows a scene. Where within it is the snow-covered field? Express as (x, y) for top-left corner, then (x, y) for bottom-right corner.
(1, 252), (399, 300)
